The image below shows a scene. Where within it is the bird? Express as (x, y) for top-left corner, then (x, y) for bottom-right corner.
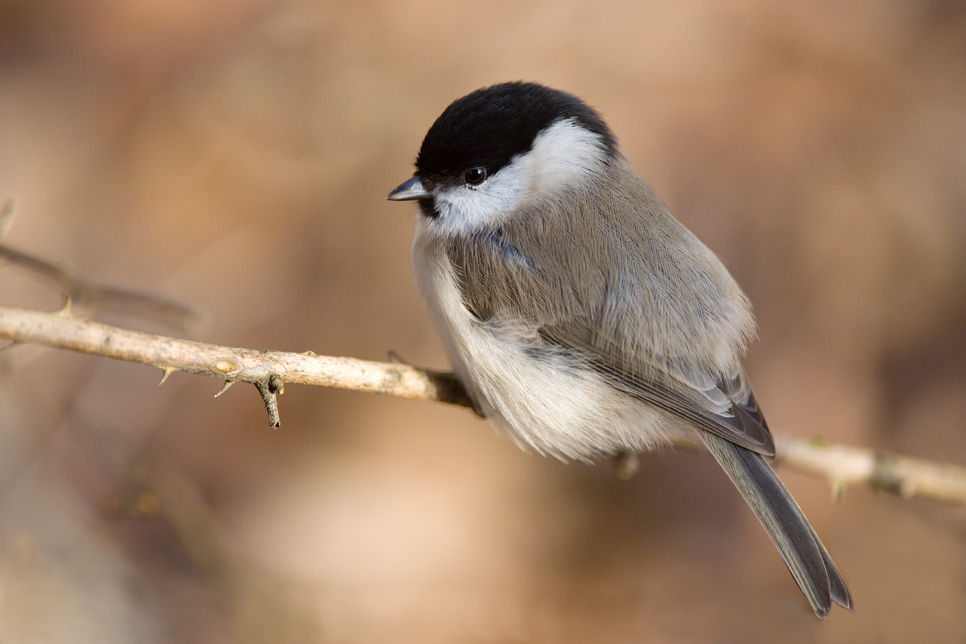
(387, 81), (852, 618)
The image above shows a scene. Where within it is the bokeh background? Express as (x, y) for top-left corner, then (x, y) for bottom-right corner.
(1, 1), (965, 642)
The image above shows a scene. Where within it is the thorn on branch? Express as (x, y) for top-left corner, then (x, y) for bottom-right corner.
(4, 291), (966, 507)
(831, 480), (847, 503)
(0, 199), (16, 237)
(0, 340), (24, 353)
(158, 366), (177, 386)
(255, 379), (281, 427)
(214, 380), (233, 398)
(0, 241), (201, 333)
(614, 450), (640, 480)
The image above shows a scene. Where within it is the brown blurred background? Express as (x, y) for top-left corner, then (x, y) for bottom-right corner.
(1, 1), (965, 642)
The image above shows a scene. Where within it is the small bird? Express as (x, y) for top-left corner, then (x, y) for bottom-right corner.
(387, 81), (851, 617)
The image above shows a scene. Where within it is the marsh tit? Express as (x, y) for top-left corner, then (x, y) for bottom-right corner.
(388, 82), (851, 617)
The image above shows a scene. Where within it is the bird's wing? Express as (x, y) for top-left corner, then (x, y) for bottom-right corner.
(538, 322), (775, 456)
(444, 166), (773, 455)
(436, 157), (850, 616)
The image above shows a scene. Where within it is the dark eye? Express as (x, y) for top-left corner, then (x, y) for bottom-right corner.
(463, 167), (487, 186)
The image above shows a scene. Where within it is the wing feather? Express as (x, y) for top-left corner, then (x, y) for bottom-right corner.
(445, 160), (768, 453)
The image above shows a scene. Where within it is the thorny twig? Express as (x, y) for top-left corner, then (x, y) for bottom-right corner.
(0, 220), (964, 506)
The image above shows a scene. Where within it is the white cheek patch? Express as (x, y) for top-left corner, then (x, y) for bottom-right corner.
(428, 118), (610, 237)
(431, 159), (533, 236)
(527, 118), (610, 194)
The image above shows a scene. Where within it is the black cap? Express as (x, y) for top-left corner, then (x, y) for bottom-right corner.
(414, 82), (617, 184)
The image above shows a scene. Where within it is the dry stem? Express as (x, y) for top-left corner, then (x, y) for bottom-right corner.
(1, 305), (965, 505)
(0, 226), (964, 506)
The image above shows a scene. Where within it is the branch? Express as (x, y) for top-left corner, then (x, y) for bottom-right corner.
(0, 201), (200, 334)
(0, 245), (202, 334)
(0, 305), (473, 427)
(773, 435), (966, 507)
(1, 306), (965, 505)
(0, 222), (964, 507)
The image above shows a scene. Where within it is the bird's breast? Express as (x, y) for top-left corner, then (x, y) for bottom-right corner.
(411, 222), (684, 459)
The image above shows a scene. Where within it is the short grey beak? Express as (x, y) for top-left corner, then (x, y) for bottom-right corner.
(387, 176), (430, 201)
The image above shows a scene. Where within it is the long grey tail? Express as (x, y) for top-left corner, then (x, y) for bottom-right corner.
(698, 431), (853, 618)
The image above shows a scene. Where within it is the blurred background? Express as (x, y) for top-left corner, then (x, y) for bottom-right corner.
(1, 1), (965, 642)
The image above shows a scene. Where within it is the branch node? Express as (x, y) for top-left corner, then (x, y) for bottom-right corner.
(870, 451), (903, 496)
(5, 293), (966, 507)
(212, 359), (240, 375)
(254, 380), (281, 427)
(214, 380), (233, 398)
(268, 373), (284, 395)
(158, 366), (177, 386)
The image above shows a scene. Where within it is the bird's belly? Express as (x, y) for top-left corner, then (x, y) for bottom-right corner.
(417, 246), (683, 460)
(452, 318), (683, 459)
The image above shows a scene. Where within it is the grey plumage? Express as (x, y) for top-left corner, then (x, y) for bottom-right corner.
(699, 431), (852, 617)
(391, 81), (852, 617)
(439, 157), (764, 456)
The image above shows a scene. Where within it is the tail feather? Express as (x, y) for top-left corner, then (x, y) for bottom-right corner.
(698, 431), (852, 617)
